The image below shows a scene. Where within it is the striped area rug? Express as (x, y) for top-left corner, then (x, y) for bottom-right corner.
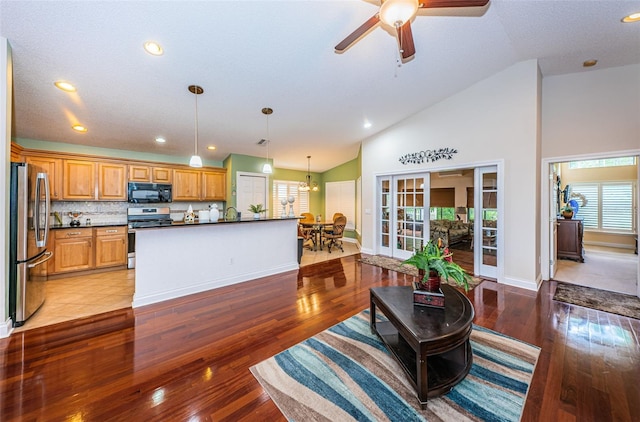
(251, 311), (540, 422)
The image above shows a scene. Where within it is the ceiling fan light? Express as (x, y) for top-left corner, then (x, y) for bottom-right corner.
(189, 155), (203, 168)
(379, 0), (419, 27)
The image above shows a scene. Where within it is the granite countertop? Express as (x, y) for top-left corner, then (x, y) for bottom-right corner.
(50, 222), (127, 230)
(135, 216), (300, 229)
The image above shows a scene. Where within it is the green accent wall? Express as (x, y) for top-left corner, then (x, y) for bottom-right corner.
(272, 167), (324, 217)
(15, 138), (224, 167)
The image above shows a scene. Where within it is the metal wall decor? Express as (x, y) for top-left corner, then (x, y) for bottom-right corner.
(399, 147), (458, 165)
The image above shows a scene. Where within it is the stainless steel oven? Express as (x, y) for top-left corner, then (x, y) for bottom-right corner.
(127, 207), (172, 269)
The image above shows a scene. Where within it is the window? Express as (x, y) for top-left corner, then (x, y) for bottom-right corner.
(430, 207), (454, 220)
(572, 182), (636, 232)
(272, 180), (309, 217)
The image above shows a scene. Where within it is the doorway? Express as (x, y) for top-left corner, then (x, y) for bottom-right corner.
(543, 153), (639, 296)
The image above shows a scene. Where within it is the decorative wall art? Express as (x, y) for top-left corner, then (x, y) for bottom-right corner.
(399, 147), (458, 165)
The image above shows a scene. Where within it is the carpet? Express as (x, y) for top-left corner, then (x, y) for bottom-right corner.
(553, 282), (640, 320)
(359, 255), (481, 289)
(251, 310), (540, 421)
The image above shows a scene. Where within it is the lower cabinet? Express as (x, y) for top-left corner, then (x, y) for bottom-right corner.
(557, 218), (584, 262)
(50, 226), (127, 275)
(95, 227), (127, 268)
(53, 228), (94, 273)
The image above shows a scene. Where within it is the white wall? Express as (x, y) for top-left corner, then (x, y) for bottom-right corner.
(1, 38), (12, 337)
(362, 60), (541, 289)
(542, 63), (640, 157)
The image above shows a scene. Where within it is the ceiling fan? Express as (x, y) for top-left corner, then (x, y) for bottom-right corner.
(335, 0), (490, 62)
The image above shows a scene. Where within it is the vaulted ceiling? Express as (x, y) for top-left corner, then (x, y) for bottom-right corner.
(2, 1), (639, 172)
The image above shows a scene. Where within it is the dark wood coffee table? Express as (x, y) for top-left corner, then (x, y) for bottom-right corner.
(370, 285), (474, 408)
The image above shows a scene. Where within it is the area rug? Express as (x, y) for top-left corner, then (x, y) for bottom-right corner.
(359, 255), (481, 289)
(553, 282), (640, 320)
(251, 310), (540, 422)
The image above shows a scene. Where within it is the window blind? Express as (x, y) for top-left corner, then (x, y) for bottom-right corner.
(272, 180), (309, 217)
(572, 182), (635, 232)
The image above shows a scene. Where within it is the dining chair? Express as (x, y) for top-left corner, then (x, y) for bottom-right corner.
(323, 212), (344, 236)
(300, 212), (315, 225)
(323, 215), (347, 253)
(298, 224), (315, 250)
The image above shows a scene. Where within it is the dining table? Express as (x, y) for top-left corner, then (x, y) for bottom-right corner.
(300, 221), (334, 251)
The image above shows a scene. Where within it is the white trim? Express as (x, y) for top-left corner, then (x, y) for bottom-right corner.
(584, 240), (636, 251)
(0, 318), (13, 338)
(501, 274), (541, 291)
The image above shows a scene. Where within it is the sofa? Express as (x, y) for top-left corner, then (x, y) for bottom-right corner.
(430, 219), (471, 246)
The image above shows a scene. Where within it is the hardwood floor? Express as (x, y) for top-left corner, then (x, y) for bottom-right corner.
(1, 254), (639, 421)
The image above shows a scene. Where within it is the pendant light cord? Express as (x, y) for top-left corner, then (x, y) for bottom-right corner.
(194, 91), (199, 155)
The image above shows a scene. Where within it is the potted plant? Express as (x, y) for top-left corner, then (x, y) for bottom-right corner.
(248, 204), (267, 219)
(403, 238), (471, 292)
(561, 204), (574, 219)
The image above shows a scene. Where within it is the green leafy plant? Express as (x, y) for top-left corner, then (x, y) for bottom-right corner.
(561, 204), (573, 212)
(248, 204), (267, 213)
(403, 238), (471, 291)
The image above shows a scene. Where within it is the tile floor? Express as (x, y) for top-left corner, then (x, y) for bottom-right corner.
(15, 240), (361, 332)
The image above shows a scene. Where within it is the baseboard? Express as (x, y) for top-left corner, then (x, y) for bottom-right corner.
(0, 317), (13, 338)
(500, 275), (540, 291)
(584, 240), (635, 251)
(360, 247), (374, 255)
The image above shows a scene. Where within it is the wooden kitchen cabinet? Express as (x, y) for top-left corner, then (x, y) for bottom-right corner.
(52, 228), (94, 273)
(173, 169), (202, 201)
(95, 226), (127, 268)
(202, 170), (226, 200)
(63, 159), (96, 200)
(557, 218), (584, 262)
(129, 165), (173, 183)
(98, 163), (127, 200)
(25, 156), (62, 200)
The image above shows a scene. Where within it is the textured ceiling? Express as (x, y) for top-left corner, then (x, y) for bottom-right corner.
(1, 0), (639, 172)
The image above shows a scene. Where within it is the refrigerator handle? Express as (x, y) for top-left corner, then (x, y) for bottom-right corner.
(27, 251), (53, 268)
(34, 172), (51, 248)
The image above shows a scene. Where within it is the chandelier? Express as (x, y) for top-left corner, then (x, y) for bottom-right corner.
(299, 155), (319, 192)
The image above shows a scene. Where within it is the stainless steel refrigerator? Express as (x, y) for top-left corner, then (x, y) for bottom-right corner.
(9, 162), (52, 327)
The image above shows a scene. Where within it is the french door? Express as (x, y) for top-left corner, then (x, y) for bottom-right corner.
(378, 173), (428, 260)
(476, 166), (498, 278)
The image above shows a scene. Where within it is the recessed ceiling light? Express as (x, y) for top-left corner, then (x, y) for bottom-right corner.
(155, 137), (166, 143)
(207, 145), (216, 150)
(54, 81), (76, 92)
(143, 41), (163, 56)
(363, 121), (372, 129)
(583, 59), (598, 67)
(622, 12), (640, 23)
(72, 124), (88, 133)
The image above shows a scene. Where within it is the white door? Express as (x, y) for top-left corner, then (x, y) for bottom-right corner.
(237, 173), (268, 218)
(549, 163), (559, 278)
(475, 166), (498, 278)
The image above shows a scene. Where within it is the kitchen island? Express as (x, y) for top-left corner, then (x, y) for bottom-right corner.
(132, 217), (299, 308)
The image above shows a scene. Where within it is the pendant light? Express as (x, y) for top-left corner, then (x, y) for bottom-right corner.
(261, 107), (273, 174)
(299, 156), (319, 192)
(188, 85), (203, 168)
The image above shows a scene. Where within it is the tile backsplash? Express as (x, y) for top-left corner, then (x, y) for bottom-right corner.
(51, 201), (225, 226)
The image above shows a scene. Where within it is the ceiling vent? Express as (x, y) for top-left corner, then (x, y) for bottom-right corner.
(257, 139), (268, 146)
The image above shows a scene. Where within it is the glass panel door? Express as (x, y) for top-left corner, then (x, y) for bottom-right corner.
(379, 178), (391, 255)
(393, 175), (427, 260)
(478, 168), (498, 278)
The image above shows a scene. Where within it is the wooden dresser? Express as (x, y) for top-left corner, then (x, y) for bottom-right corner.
(557, 218), (584, 262)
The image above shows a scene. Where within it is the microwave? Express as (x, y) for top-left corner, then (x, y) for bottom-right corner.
(127, 182), (172, 203)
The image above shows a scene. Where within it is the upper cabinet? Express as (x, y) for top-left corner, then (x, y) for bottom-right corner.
(202, 170), (226, 201)
(97, 163), (127, 200)
(25, 156), (62, 200)
(19, 146), (226, 202)
(63, 160), (96, 200)
(173, 169), (202, 201)
(128, 165), (173, 184)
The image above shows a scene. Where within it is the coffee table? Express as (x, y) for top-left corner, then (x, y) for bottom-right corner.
(369, 285), (474, 408)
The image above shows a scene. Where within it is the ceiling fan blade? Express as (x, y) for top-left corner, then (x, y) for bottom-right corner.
(335, 14), (380, 52)
(398, 20), (415, 60)
(418, 0), (490, 8)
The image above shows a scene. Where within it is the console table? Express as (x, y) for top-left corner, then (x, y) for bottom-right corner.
(557, 218), (584, 262)
(369, 285), (474, 408)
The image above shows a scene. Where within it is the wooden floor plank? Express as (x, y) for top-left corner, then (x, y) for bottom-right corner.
(1, 254), (639, 421)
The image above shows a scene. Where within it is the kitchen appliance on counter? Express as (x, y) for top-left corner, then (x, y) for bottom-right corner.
(127, 182), (172, 203)
(127, 207), (172, 269)
(9, 162), (53, 327)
